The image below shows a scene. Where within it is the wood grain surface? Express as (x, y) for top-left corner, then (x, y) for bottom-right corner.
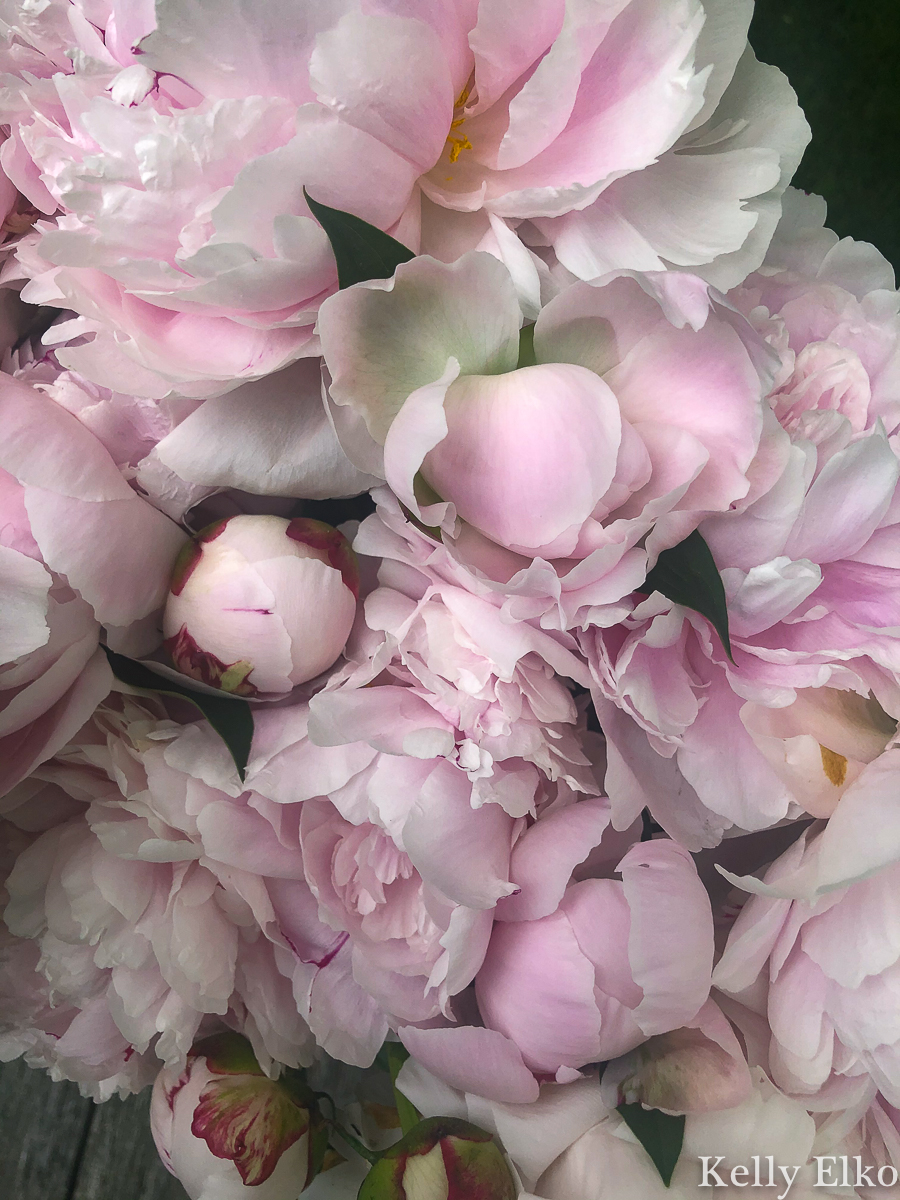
(0, 1060), (187, 1200)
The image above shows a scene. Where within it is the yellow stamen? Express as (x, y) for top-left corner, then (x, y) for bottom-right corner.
(820, 744), (848, 787)
(443, 74), (476, 166)
(447, 134), (473, 163)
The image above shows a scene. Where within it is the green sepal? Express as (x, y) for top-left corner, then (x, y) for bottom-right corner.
(193, 1032), (264, 1076)
(637, 529), (734, 662)
(304, 190), (414, 289)
(356, 1117), (516, 1200)
(357, 1153), (406, 1200)
(102, 645), (254, 781)
(617, 1102), (686, 1187)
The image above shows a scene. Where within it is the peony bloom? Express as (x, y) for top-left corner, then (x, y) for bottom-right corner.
(714, 827), (900, 1112)
(732, 189), (900, 438)
(319, 253), (771, 629)
(585, 199), (900, 847)
(397, 1054), (833, 1200)
(335, 494), (599, 793)
(150, 1032), (329, 1200)
(0, 1), (805, 394)
(163, 515), (359, 694)
(0, 697), (338, 1087)
(0, 364), (187, 793)
(473, 840), (714, 1075)
(533, 1069), (840, 1200)
(5, 325), (375, 524)
(250, 689), (606, 1032)
(0, 677), (605, 1080)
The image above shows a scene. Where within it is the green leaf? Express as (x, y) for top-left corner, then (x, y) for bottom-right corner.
(102, 645), (254, 781)
(304, 190), (414, 289)
(617, 1103), (685, 1187)
(517, 323), (537, 368)
(637, 530), (733, 662)
(385, 1043), (419, 1137)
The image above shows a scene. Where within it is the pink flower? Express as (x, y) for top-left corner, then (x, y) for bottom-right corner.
(320, 254), (770, 629)
(584, 201), (900, 847)
(0, 369), (186, 628)
(533, 1070), (830, 1199)
(733, 190), (900, 437)
(163, 516), (359, 695)
(715, 828), (900, 1111)
(0, 1), (806, 394)
(0, 361), (191, 793)
(250, 701), (603, 1029)
(5, 328), (375, 521)
(0, 364), (188, 794)
(0, 697), (362, 1085)
(396, 1051), (823, 1200)
(473, 840), (714, 1075)
(299, 798), (496, 1027)
(336, 501), (598, 793)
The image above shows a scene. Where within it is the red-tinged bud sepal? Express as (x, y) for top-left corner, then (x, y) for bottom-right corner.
(358, 1116), (517, 1200)
(184, 1033), (329, 1192)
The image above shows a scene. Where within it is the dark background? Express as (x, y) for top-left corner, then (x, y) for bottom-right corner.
(0, 2), (898, 1198)
(751, 0), (900, 270)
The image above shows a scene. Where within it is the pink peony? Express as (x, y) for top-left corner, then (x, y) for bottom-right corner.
(397, 1052), (830, 1200)
(0, 0), (806, 394)
(473, 840), (714, 1076)
(163, 515), (359, 695)
(533, 1069), (836, 1200)
(320, 253), (771, 630)
(0, 358), (191, 792)
(0, 697), (341, 1087)
(5, 326), (374, 522)
(335, 496), (599, 793)
(584, 203), (900, 848)
(715, 828), (900, 1111)
(0, 672), (606, 1082)
(249, 693), (607, 1031)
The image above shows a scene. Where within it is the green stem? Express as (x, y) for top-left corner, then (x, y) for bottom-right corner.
(329, 1120), (380, 1166)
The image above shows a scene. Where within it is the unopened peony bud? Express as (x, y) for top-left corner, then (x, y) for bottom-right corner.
(163, 515), (359, 694)
(359, 1116), (516, 1200)
(150, 1033), (329, 1200)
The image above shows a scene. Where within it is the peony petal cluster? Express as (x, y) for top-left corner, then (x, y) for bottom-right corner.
(0, 0), (806, 395)
(583, 193), (900, 847)
(1, 6), (899, 1200)
(320, 251), (773, 630)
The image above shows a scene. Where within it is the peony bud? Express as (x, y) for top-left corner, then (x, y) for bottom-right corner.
(150, 1033), (329, 1200)
(163, 515), (359, 694)
(358, 1116), (517, 1200)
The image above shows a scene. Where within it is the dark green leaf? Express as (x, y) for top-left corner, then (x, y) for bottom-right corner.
(517, 323), (537, 368)
(102, 645), (254, 781)
(304, 190), (414, 289)
(385, 1044), (419, 1136)
(617, 1103), (685, 1187)
(637, 530), (733, 661)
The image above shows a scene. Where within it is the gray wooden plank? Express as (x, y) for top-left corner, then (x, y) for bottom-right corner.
(0, 1058), (93, 1200)
(68, 1085), (188, 1200)
(0, 1059), (188, 1200)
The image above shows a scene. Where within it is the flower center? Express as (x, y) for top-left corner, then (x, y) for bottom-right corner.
(445, 78), (475, 164)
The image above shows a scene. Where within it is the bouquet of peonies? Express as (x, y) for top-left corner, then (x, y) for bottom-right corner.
(2, 2), (900, 1197)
